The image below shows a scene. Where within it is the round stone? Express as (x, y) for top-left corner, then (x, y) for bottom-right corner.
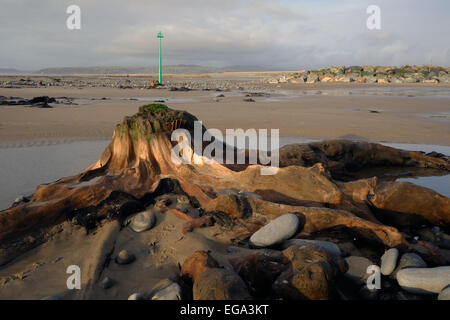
(150, 280), (182, 300)
(381, 248), (399, 276)
(128, 293), (145, 300)
(101, 276), (116, 289)
(115, 250), (135, 265)
(397, 266), (450, 295)
(129, 210), (156, 233)
(249, 213), (300, 248)
(345, 256), (374, 284)
(392, 253), (427, 277)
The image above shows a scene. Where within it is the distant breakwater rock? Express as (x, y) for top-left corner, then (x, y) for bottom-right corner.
(267, 65), (450, 84)
(0, 104), (449, 300)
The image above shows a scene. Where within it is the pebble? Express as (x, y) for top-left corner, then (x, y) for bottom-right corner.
(115, 250), (135, 265)
(129, 209), (156, 233)
(249, 213), (300, 248)
(380, 248), (399, 275)
(392, 253), (427, 276)
(128, 293), (145, 300)
(282, 239), (341, 256)
(396, 266), (450, 295)
(101, 276), (116, 289)
(344, 256), (374, 284)
(150, 281), (182, 300)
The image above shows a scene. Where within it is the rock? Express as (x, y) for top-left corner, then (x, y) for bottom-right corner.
(101, 276), (116, 289)
(128, 209), (156, 232)
(193, 268), (251, 300)
(391, 77), (404, 84)
(438, 286), (450, 300)
(381, 248), (399, 275)
(320, 75), (334, 83)
(417, 228), (450, 250)
(396, 266), (450, 295)
(306, 74), (319, 83)
(249, 213), (300, 248)
(335, 75), (355, 83)
(149, 279), (182, 300)
(128, 293), (145, 300)
(181, 251), (220, 282)
(273, 244), (347, 300)
(229, 250), (290, 298)
(278, 76), (287, 83)
(281, 239), (341, 256)
(364, 76), (377, 83)
(115, 250), (135, 265)
(346, 66), (363, 73)
(345, 256), (374, 284)
(404, 77), (419, 83)
(377, 78), (390, 84)
(392, 253), (427, 276)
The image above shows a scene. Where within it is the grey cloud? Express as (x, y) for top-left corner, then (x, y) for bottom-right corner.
(0, 0), (448, 70)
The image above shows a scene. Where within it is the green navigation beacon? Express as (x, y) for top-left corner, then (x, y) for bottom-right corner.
(157, 31), (164, 84)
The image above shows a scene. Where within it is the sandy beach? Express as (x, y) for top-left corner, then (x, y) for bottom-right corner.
(1, 76), (449, 147)
(1, 75), (450, 301)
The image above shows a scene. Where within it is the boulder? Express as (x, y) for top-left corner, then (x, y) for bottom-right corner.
(306, 74), (319, 83)
(249, 213), (300, 248)
(273, 244), (347, 300)
(346, 66), (363, 73)
(193, 268), (251, 300)
(381, 248), (399, 275)
(396, 266), (450, 295)
(128, 209), (156, 232)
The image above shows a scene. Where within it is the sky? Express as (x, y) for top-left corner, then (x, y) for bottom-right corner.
(0, 0), (449, 70)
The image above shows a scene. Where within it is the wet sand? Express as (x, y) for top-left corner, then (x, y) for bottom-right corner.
(1, 81), (449, 147)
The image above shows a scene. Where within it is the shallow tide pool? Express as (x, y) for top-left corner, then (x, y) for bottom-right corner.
(0, 139), (448, 210)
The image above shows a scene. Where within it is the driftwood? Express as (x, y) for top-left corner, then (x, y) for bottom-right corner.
(0, 106), (449, 265)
